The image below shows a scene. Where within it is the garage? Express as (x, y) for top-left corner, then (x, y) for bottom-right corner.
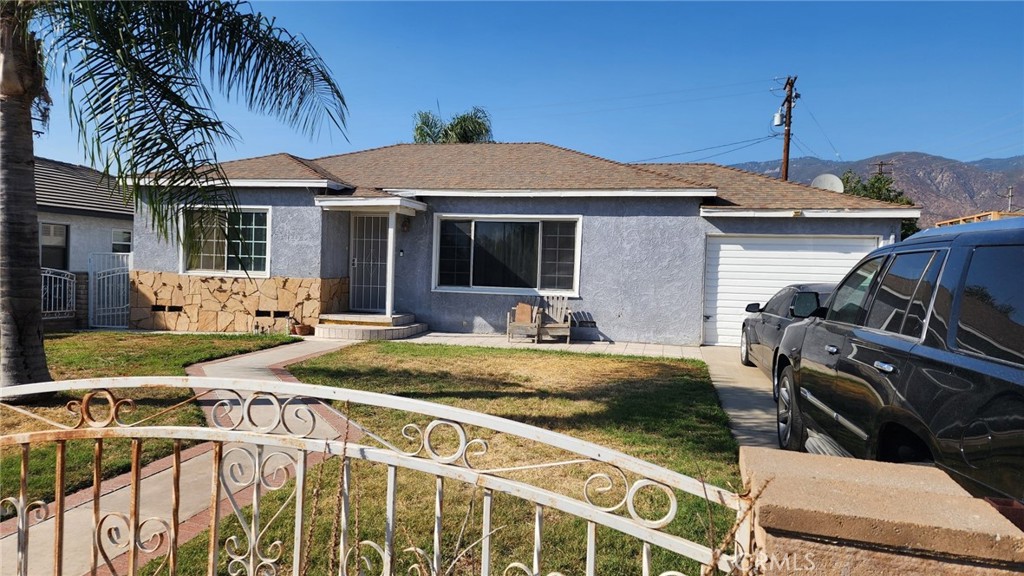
(702, 235), (881, 345)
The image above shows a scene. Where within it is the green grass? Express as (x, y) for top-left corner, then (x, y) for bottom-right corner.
(171, 342), (741, 575)
(0, 331), (297, 517)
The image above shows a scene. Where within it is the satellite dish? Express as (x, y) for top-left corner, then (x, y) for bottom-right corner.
(811, 173), (844, 193)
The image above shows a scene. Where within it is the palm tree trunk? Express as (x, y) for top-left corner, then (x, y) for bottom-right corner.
(0, 8), (51, 388)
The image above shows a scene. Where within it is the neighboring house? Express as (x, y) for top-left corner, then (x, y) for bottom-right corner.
(36, 157), (134, 271)
(131, 143), (919, 345)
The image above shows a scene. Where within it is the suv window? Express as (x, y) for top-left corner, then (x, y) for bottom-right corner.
(901, 251), (944, 339)
(827, 257), (885, 325)
(866, 251), (936, 334)
(955, 245), (1024, 366)
(764, 289), (792, 317)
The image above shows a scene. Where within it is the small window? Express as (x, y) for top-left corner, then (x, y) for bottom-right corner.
(865, 251), (936, 334)
(436, 217), (579, 292)
(827, 257), (885, 325)
(185, 209), (268, 274)
(112, 229), (132, 253)
(40, 223), (69, 270)
(955, 246), (1024, 366)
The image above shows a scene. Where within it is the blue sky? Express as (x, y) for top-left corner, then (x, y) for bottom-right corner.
(34, 1), (1024, 168)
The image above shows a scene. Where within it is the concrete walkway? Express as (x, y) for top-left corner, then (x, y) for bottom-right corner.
(1, 333), (775, 575)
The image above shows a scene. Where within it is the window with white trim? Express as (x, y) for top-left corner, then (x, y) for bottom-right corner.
(112, 229), (132, 253)
(436, 217), (579, 292)
(185, 209), (268, 273)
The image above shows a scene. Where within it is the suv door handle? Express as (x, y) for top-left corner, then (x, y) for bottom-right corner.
(825, 344), (839, 355)
(873, 361), (895, 374)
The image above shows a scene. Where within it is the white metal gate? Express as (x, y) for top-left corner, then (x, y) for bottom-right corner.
(350, 215), (388, 312)
(89, 252), (132, 328)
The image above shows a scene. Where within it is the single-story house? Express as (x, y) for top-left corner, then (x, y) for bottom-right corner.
(131, 143), (919, 345)
(37, 157), (134, 271)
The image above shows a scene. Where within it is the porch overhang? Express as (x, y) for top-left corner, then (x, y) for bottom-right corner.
(314, 196), (428, 216)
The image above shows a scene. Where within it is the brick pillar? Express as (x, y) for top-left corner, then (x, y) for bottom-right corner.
(74, 271), (89, 328)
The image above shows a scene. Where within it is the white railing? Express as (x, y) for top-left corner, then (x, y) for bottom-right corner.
(0, 377), (753, 576)
(40, 268), (76, 319)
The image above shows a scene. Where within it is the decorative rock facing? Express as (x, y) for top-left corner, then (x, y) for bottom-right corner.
(129, 271), (348, 333)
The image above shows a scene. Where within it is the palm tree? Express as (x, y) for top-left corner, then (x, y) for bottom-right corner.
(413, 106), (493, 143)
(0, 1), (347, 389)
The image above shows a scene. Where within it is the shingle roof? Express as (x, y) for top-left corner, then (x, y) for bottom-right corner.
(35, 158), (133, 217)
(218, 152), (350, 184)
(640, 163), (911, 211)
(312, 143), (709, 193)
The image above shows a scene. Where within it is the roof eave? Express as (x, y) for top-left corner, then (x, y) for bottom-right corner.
(386, 188), (717, 198)
(700, 208), (922, 219)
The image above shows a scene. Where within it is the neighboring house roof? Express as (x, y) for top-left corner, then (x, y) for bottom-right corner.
(35, 157), (133, 218)
(641, 163), (914, 212)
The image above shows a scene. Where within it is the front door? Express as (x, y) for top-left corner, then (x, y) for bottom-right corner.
(350, 215), (388, 312)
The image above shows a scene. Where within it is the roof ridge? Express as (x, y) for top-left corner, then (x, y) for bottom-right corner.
(36, 156), (105, 176)
(642, 161), (911, 209)
(535, 142), (712, 189)
(314, 143), (410, 162)
(629, 162), (716, 189)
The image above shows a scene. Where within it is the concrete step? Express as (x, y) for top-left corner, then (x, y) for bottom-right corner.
(314, 322), (429, 341)
(319, 313), (416, 327)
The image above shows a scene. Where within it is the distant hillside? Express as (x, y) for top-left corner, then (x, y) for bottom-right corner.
(731, 153), (1024, 226)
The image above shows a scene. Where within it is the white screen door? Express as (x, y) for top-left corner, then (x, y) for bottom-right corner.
(350, 215), (388, 312)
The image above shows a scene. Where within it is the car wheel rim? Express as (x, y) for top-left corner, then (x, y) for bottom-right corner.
(778, 380), (791, 444)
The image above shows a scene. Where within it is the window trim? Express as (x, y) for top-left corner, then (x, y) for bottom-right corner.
(111, 228), (133, 253)
(863, 249), (940, 338)
(431, 213), (582, 297)
(178, 205), (272, 278)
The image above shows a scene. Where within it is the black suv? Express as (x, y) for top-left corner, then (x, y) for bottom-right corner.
(774, 218), (1023, 503)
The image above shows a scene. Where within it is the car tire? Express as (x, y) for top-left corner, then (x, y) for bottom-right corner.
(777, 365), (805, 451)
(739, 329), (754, 366)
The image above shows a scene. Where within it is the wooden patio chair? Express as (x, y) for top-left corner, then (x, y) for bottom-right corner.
(538, 295), (573, 343)
(507, 301), (540, 343)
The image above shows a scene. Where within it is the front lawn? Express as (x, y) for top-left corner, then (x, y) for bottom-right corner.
(174, 342), (741, 575)
(0, 331), (297, 517)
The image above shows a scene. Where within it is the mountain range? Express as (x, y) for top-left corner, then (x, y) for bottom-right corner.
(731, 153), (1024, 227)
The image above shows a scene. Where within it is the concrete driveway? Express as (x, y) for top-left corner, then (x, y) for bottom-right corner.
(699, 346), (778, 449)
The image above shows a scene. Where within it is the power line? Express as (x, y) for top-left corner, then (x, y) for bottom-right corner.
(803, 104), (843, 161)
(692, 135), (780, 162)
(501, 89), (768, 121)
(792, 135), (820, 159)
(632, 134), (778, 162)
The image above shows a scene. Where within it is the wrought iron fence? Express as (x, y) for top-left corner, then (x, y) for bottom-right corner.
(0, 377), (752, 576)
(40, 268), (76, 319)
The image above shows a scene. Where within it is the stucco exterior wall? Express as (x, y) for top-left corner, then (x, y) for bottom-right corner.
(702, 216), (900, 245)
(131, 187), (326, 277)
(393, 197), (709, 345)
(38, 210), (132, 272)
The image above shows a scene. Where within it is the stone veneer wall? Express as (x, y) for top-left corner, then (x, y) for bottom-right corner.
(130, 271), (348, 333)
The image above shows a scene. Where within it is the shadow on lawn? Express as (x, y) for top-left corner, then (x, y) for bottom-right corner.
(291, 361), (738, 466)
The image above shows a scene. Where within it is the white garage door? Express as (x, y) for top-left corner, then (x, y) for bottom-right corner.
(703, 235), (881, 346)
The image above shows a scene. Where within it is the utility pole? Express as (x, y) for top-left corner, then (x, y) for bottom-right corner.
(872, 161), (893, 176)
(779, 76), (799, 181)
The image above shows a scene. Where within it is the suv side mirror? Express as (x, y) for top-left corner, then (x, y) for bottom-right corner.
(745, 303), (762, 313)
(810, 306), (828, 319)
(790, 292), (820, 318)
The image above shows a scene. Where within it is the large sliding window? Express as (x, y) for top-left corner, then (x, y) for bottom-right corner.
(436, 216), (580, 293)
(184, 208), (269, 274)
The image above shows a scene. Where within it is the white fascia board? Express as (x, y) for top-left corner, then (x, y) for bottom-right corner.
(138, 176), (345, 190)
(315, 196), (429, 213)
(700, 208), (922, 219)
(386, 188), (717, 198)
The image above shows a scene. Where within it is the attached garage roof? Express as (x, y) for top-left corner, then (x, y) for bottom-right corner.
(640, 163), (915, 212)
(35, 158), (133, 218)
